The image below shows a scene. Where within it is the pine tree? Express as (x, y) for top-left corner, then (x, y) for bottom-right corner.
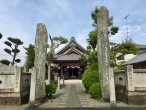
(0, 37), (23, 65)
(24, 44), (35, 71)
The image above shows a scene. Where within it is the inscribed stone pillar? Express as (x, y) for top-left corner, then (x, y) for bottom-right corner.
(97, 6), (110, 99)
(34, 23), (48, 100)
(29, 67), (36, 107)
(126, 65), (134, 91)
(109, 68), (116, 106)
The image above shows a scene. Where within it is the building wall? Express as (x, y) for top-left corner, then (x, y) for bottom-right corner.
(116, 54), (136, 65)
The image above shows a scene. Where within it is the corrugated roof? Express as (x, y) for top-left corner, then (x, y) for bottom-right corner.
(124, 51), (146, 65)
(55, 54), (81, 61)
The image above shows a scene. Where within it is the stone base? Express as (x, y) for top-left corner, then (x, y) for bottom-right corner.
(0, 97), (21, 105)
(29, 101), (35, 109)
(0, 93), (29, 105)
(115, 85), (126, 103)
(125, 91), (146, 105)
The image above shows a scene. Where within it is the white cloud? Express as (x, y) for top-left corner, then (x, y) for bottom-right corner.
(1, 0), (146, 66)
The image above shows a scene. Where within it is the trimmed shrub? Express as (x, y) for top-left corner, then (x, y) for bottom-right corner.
(46, 84), (56, 97)
(82, 63), (99, 92)
(89, 83), (101, 100)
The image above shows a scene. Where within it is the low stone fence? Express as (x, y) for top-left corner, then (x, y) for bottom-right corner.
(115, 67), (146, 105)
(0, 65), (31, 105)
(125, 66), (146, 105)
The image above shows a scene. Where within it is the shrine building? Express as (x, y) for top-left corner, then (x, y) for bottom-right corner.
(53, 37), (87, 79)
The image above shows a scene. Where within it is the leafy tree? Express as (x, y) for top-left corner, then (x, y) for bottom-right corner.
(0, 37), (23, 65)
(110, 38), (139, 67)
(80, 50), (98, 66)
(0, 33), (2, 39)
(117, 38), (139, 55)
(24, 44), (35, 71)
(87, 30), (97, 50)
(47, 35), (68, 84)
(87, 7), (119, 50)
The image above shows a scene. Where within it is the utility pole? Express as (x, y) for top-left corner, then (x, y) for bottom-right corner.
(124, 14), (130, 39)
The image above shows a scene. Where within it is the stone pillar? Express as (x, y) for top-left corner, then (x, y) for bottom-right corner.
(29, 67), (36, 108)
(109, 68), (116, 106)
(58, 77), (60, 90)
(14, 66), (21, 92)
(34, 23), (48, 100)
(97, 6), (110, 99)
(126, 65), (134, 91)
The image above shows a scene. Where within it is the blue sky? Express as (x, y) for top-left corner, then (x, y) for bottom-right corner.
(0, 0), (146, 66)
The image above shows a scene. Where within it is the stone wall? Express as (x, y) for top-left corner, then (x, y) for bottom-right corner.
(115, 71), (126, 86)
(133, 69), (146, 91)
(125, 65), (146, 105)
(114, 71), (126, 103)
(21, 72), (31, 104)
(0, 65), (31, 105)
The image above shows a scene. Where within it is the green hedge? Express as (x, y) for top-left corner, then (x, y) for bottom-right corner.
(46, 84), (56, 97)
(82, 63), (99, 92)
(89, 83), (101, 100)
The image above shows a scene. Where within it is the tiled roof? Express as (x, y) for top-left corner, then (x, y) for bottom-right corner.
(54, 54), (81, 61)
(56, 37), (86, 55)
(124, 51), (146, 65)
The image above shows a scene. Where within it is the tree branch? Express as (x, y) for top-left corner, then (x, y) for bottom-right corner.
(49, 34), (53, 43)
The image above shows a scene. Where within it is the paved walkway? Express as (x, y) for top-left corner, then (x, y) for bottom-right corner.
(0, 80), (146, 110)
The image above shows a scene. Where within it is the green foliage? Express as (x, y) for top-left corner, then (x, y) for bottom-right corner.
(91, 6), (99, 27)
(46, 84), (57, 97)
(115, 64), (124, 71)
(12, 48), (20, 53)
(0, 33), (2, 39)
(82, 63), (99, 92)
(88, 6), (119, 50)
(15, 59), (21, 63)
(47, 51), (54, 63)
(88, 50), (98, 64)
(117, 38), (139, 55)
(52, 36), (68, 44)
(4, 41), (12, 47)
(47, 35), (68, 63)
(79, 54), (88, 66)
(80, 50), (98, 66)
(4, 48), (11, 55)
(89, 83), (101, 100)
(110, 26), (119, 36)
(8, 37), (23, 45)
(87, 30), (97, 50)
(0, 37), (23, 65)
(0, 59), (11, 65)
(24, 44), (35, 71)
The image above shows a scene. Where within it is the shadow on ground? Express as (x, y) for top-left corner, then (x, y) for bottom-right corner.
(24, 107), (146, 110)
